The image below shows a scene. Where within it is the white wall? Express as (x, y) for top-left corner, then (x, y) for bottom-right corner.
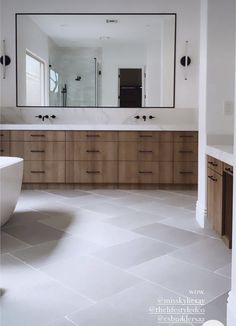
(206, 0), (235, 136)
(17, 15), (50, 106)
(0, 0), (200, 112)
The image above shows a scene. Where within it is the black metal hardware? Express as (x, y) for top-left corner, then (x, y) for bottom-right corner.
(0, 149), (4, 152)
(86, 150), (100, 153)
(180, 171), (193, 174)
(30, 134), (45, 137)
(179, 150), (193, 154)
(134, 115), (140, 119)
(42, 115), (49, 121)
(31, 171), (45, 174)
(50, 115), (56, 119)
(142, 115), (147, 121)
(180, 56), (191, 67)
(139, 171), (153, 174)
(179, 135), (194, 138)
(0, 134), (4, 137)
(0, 55), (11, 66)
(208, 175), (217, 182)
(139, 135), (152, 138)
(35, 115), (43, 119)
(86, 135), (100, 138)
(139, 150), (153, 153)
(86, 171), (100, 174)
(149, 115), (155, 119)
(30, 150), (45, 153)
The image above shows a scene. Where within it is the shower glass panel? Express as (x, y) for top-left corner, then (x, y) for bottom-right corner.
(49, 49), (99, 107)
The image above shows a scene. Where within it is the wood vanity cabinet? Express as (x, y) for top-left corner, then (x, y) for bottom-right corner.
(0, 131), (10, 156)
(5, 130), (198, 186)
(65, 131), (118, 184)
(10, 131), (66, 183)
(207, 155), (233, 248)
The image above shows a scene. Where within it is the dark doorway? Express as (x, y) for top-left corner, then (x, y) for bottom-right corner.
(119, 68), (142, 107)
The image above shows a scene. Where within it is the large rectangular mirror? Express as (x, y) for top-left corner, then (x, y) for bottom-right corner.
(16, 13), (176, 108)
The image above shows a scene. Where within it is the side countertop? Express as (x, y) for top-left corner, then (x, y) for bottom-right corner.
(206, 144), (234, 166)
(0, 124), (198, 131)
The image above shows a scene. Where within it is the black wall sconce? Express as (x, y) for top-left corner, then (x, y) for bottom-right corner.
(180, 41), (191, 80)
(0, 40), (11, 79)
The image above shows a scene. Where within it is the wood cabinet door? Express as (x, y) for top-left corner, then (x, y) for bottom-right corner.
(23, 161), (65, 183)
(207, 168), (223, 235)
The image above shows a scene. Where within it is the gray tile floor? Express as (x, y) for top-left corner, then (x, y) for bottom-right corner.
(0, 189), (232, 326)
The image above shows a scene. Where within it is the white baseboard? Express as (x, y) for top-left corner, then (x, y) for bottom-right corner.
(196, 200), (207, 228)
(227, 291), (236, 326)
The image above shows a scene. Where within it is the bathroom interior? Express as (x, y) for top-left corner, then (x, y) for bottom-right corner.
(0, 0), (236, 325)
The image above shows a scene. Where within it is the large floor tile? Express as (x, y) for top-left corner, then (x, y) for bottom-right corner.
(45, 318), (78, 326)
(0, 232), (30, 253)
(41, 217), (139, 246)
(43, 189), (90, 198)
(215, 263), (232, 279)
(3, 221), (69, 245)
(68, 282), (185, 326)
(2, 209), (49, 228)
(134, 223), (206, 248)
(87, 188), (129, 198)
(93, 237), (176, 268)
(201, 292), (228, 326)
(161, 194), (197, 208)
(80, 201), (138, 217)
(104, 210), (166, 230)
(130, 256), (231, 303)
(1, 276), (92, 326)
(169, 238), (232, 271)
(40, 255), (141, 301)
(61, 194), (108, 208)
(11, 236), (102, 268)
(110, 194), (156, 208)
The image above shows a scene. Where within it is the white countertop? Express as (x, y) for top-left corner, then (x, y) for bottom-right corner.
(0, 124), (198, 131)
(206, 144), (234, 166)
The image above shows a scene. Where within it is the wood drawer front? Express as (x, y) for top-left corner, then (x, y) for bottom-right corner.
(0, 131), (10, 141)
(11, 131), (65, 142)
(174, 131), (198, 143)
(118, 131), (173, 142)
(174, 162), (198, 184)
(66, 131), (118, 142)
(11, 142), (65, 161)
(119, 142), (173, 161)
(23, 161), (65, 183)
(66, 161), (117, 183)
(207, 155), (223, 175)
(0, 141), (10, 156)
(174, 143), (198, 162)
(66, 142), (117, 161)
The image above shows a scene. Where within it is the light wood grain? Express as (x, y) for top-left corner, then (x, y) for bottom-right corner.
(174, 162), (198, 184)
(11, 131), (65, 142)
(23, 161), (65, 183)
(174, 143), (198, 162)
(207, 155), (223, 175)
(10, 142), (65, 161)
(66, 131), (118, 142)
(174, 131), (198, 143)
(66, 142), (118, 161)
(0, 141), (10, 156)
(0, 131), (10, 141)
(66, 161), (118, 183)
(118, 131), (173, 142)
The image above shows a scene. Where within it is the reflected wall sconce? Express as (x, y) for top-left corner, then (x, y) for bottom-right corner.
(180, 41), (191, 81)
(0, 40), (11, 79)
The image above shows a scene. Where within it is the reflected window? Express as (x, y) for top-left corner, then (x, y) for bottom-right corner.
(49, 68), (59, 93)
(26, 52), (45, 106)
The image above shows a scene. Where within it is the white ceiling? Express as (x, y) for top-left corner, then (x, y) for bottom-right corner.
(27, 14), (175, 47)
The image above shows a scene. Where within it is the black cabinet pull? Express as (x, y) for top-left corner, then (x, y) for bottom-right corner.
(225, 167), (233, 174)
(31, 171), (45, 174)
(0, 149), (4, 153)
(30, 134), (45, 137)
(208, 175), (217, 182)
(179, 135), (194, 138)
(86, 135), (100, 138)
(139, 135), (152, 138)
(139, 150), (153, 153)
(139, 171), (153, 174)
(180, 171), (193, 175)
(86, 171), (100, 174)
(179, 150), (193, 154)
(86, 150), (100, 153)
(208, 161), (218, 167)
(30, 150), (45, 153)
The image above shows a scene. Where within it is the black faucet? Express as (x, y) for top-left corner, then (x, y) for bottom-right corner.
(42, 115), (49, 122)
(142, 115), (147, 121)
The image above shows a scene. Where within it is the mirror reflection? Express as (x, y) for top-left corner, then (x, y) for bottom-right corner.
(16, 14), (176, 108)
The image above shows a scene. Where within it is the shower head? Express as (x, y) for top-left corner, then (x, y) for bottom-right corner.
(75, 76), (81, 81)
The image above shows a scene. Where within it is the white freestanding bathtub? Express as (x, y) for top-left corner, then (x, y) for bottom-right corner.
(0, 157), (23, 226)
